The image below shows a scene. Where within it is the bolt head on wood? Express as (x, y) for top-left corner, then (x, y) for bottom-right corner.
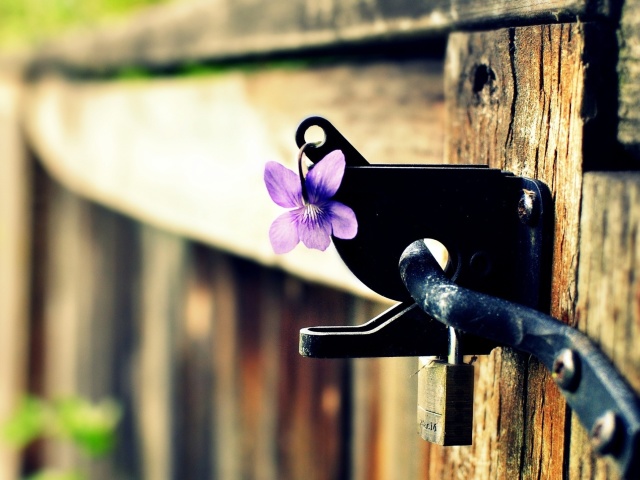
(518, 189), (539, 225)
(590, 410), (619, 456)
(552, 348), (580, 391)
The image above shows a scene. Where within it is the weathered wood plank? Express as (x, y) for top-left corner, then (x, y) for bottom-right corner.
(177, 245), (215, 480)
(446, 23), (592, 320)
(252, 266), (283, 480)
(40, 183), (99, 474)
(189, 244), (359, 480)
(571, 172), (640, 479)
(0, 73), (30, 480)
(79, 197), (140, 479)
(33, 175), (371, 479)
(38, 178), (140, 479)
(136, 226), (188, 480)
(444, 23), (593, 478)
(24, 60), (443, 300)
(276, 279), (351, 480)
(447, 0), (613, 34)
(26, 0), (607, 75)
(208, 252), (242, 479)
(618, 0), (640, 160)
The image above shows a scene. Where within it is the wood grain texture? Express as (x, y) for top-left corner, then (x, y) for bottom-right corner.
(0, 74), (30, 480)
(449, 0), (610, 26)
(618, 0), (640, 159)
(444, 23), (592, 478)
(25, 0), (607, 75)
(24, 60), (443, 299)
(571, 172), (640, 479)
(446, 23), (592, 320)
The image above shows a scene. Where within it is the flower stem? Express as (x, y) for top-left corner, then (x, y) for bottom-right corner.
(297, 142), (320, 205)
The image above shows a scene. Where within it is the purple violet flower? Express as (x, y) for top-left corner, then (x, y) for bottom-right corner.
(264, 149), (358, 254)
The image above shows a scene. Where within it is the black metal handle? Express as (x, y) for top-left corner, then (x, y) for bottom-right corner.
(399, 240), (640, 479)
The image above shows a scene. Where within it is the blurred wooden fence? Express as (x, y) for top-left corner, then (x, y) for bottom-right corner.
(1, 112), (425, 479)
(2, 1), (640, 479)
(27, 162), (398, 479)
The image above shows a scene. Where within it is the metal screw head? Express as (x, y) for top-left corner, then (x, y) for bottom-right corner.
(552, 349), (580, 391)
(518, 189), (538, 225)
(590, 410), (619, 455)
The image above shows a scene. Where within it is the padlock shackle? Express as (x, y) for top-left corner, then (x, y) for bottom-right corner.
(400, 239), (640, 479)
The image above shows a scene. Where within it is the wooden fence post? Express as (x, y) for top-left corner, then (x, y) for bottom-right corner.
(442, 22), (597, 478)
(40, 180), (141, 479)
(572, 173), (640, 479)
(136, 226), (188, 480)
(0, 71), (30, 480)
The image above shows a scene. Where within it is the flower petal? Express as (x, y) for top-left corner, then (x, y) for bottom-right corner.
(269, 210), (301, 254)
(264, 161), (303, 208)
(327, 201), (358, 239)
(298, 213), (332, 251)
(306, 150), (345, 203)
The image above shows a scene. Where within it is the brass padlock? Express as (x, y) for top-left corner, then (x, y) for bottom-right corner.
(417, 327), (474, 445)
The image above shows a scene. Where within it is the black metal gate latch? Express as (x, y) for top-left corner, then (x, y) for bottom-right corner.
(295, 116), (640, 478)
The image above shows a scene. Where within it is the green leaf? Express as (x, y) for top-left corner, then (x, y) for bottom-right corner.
(25, 469), (84, 480)
(53, 397), (122, 456)
(1, 397), (46, 448)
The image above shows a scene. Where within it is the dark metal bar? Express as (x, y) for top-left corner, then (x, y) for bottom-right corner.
(399, 239), (640, 479)
(299, 302), (494, 358)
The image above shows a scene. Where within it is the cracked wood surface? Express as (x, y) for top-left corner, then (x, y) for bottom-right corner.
(441, 23), (598, 479)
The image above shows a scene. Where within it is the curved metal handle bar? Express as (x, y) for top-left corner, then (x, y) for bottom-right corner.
(399, 240), (640, 478)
